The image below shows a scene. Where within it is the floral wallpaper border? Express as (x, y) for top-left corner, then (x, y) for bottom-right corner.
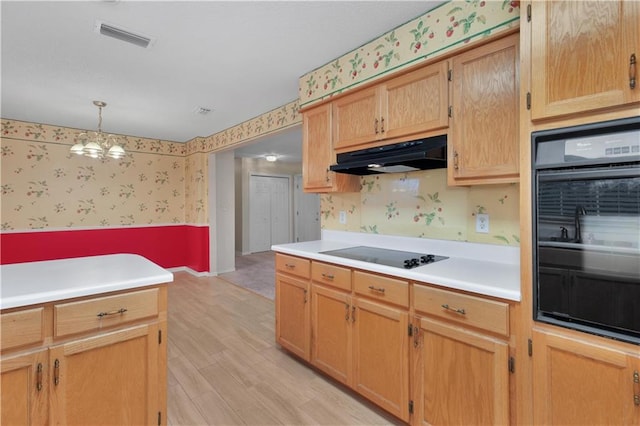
(298, 0), (520, 108)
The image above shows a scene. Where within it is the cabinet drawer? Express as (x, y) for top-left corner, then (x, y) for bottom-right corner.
(311, 262), (352, 291)
(276, 254), (311, 279)
(1, 307), (45, 351)
(354, 271), (408, 308)
(413, 284), (509, 336)
(54, 288), (159, 338)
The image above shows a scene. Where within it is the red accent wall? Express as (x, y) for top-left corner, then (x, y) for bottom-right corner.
(0, 225), (209, 272)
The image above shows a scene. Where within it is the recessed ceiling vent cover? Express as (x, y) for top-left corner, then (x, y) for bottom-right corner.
(94, 20), (155, 48)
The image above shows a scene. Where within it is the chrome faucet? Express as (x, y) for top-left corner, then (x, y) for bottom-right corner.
(574, 205), (587, 243)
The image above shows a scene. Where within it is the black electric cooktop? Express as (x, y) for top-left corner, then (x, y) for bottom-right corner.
(320, 246), (448, 269)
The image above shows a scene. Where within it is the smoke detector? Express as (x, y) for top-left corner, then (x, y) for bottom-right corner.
(94, 20), (155, 48)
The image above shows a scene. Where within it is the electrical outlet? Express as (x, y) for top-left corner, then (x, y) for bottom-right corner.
(476, 213), (489, 233)
(339, 211), (347, 224)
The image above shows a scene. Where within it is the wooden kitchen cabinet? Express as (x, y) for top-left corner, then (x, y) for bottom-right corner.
(0, 285), (168, 426)
(412, 284), (511, 425)
(532, 329), (640, 425)
(49, 323), (161, 425)
(352, 271), (410, 422)
(311, 284), (352, 385)
(333, 61), (449, 151)
(353, 297), (410, 422)
(1, 349), (48, 425)
(449, 33), (520, 185)
(301, 103), (359, 193)
(275, 254), (311, 360)
(307, 262), (411, 422)
(530, 0), (640, 120)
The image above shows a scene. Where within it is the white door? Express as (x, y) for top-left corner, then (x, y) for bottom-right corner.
(294, 175), (321, 242)
(249, 175), (290, 252)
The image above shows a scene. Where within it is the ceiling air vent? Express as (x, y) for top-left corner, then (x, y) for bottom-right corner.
(95, 20), (154, 48)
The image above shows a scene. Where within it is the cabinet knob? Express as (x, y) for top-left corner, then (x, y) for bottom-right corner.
(630, 54), (636, 90)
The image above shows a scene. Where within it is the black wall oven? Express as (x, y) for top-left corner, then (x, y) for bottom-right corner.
(532, 117), (640, 345)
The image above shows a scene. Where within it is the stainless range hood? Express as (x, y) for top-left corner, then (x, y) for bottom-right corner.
(329, 135), (447, 175)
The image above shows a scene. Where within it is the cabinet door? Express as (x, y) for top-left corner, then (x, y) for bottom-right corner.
(532, 329), (640, 425)
(531, 0), (640, 119)
(275, 273), (311, 361)
(303, 104), (333, 191)
(311, 284), (352, 386)
(333, 86), (381, 149)
(49, 324), (160, 426)
(384, 61), (449, 140)
(450, 33), (519, 184)
(416, 317), (509, 426)
(302, 104), (360, 193)
(1, 349), (48, 425)
(353, 298), (409, 422)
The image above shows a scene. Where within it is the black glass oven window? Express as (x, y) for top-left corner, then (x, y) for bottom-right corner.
(538, 176), (640, 218)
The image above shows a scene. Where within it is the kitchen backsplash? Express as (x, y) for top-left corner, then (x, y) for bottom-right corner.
(321, 169), (520, 246)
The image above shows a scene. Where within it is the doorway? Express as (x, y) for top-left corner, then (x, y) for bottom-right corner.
(294, 174), (320, 242)
(249, 174), (291, 253)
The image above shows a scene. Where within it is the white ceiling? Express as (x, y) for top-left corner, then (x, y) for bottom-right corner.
(1, 0), (444, 161)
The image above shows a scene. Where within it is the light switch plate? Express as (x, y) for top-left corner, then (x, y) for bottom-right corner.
(476, 213), (489, 233)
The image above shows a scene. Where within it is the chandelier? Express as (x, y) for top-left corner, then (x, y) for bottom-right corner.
(70, 101), (126, 159)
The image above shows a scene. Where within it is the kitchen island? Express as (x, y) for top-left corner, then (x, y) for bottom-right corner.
(0, 254), (172, 425)
(272, 231), (520, 425)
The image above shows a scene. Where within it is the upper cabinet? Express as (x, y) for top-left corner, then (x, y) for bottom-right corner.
(302, 103), (360, 193)
(332, 62), (449, 151)
(449, 33), (520, 185)
(530, 0), (639, 120)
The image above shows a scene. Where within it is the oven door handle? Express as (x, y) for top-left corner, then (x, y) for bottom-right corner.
(537, 166), (640, 182)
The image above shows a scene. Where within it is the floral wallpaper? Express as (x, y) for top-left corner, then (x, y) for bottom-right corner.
(299, 0), (520, 108)
(185, 100), (301, 154)
(1, 119), (186, 230)
(321, 169), (520, 246)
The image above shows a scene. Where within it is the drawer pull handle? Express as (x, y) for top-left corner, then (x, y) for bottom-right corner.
(97, 308), (128, 318)
(368, 285), (385, 294)
(285, 263), (296, 269)
(36, 363), (43, 391)
(441, 304), (466, 315)
(351, 306), (356, 323)
(53, 359), (60, 386)
(321, 273), (335, 280)
(345, 303), (350, 321)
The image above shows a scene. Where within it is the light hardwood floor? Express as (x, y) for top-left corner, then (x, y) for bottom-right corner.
(167, 272), (403, 425)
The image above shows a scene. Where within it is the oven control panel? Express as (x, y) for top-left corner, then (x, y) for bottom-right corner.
(564, 130), (640, 159)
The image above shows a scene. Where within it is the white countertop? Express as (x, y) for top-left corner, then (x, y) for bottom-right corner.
(0, 254), (174, 310)
(273, 231), (521, 301)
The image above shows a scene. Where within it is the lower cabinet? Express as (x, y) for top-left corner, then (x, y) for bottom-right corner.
(0, 285), (168, 426)
(1, 349), (48, 425)
(49, 323), (161, 425)
(413, 317), (509, 426)
(276, 255), (514, 425)
(412, 284), (511, 425)
(532, 329), (640, 425)
(275, 273), (311, 361)
(353, 297), (409, 421)
(311, 284), (351, 385)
